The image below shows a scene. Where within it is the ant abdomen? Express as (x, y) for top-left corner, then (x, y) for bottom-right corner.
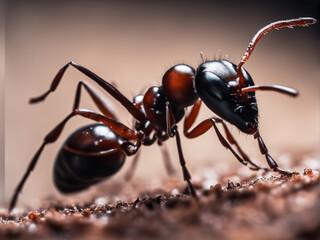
(54, 124), (126, 193)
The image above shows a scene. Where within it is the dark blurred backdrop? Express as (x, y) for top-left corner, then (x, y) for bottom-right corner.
(4, 0), (320, 207)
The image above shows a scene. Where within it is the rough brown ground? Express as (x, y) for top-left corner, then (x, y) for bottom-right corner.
(0, 153), (319, 240)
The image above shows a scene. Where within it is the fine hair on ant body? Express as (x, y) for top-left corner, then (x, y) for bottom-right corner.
(9, 17), (316, 211)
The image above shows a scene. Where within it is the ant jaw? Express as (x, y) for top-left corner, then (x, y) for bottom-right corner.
(244, 123), (258, 135)
(236, 121), (257, 135)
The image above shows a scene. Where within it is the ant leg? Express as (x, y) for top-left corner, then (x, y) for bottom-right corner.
(159, 142), (176, 177)
(9, 109), (139, 211)
(183, 100), (255, 170)
(73, 81), (117, 119)
(9, 142), (46, 212)
(74, 109), (137, 140)
(183, 100), (202, 133)
(255, 131), (292, 176)
(213, 119), (248, 166)
(219, 121), (268, 171)
(124, 138), (175, 181)
(157, 137), (176, 176)
(166, 103), (197, 198)
(175, 131), (197, 198)
(124, 150), (141, 181)
(30, 62), (147, 123)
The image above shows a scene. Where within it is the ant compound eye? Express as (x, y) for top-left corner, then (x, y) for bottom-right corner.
(162, 64), (199, 108)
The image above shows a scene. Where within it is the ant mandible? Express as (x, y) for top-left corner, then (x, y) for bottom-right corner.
(9, 17), (316, 211)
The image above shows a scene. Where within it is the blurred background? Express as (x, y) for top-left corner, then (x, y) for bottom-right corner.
(3, 0), (320, 207)
(0, 0), (4, 205)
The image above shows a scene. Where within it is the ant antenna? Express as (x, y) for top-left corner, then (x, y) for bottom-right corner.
(241, 85), (298, 97)
(237, 17), (317, 87)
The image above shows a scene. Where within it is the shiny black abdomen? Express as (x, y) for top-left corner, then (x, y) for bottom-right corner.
(54, 124), (126, 193)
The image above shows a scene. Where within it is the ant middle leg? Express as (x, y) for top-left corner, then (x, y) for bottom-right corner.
(166, 103), (197, 198)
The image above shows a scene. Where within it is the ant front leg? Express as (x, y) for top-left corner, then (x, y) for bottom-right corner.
(166, 103), (197, 198)
(218, 122), (268, 171)
(254, 131), (292, 176)
(9, 109), (139, 211)
(184, 100), (268, 171)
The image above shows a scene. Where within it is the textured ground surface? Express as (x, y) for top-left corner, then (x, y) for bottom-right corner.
(0, 154), (319, 240)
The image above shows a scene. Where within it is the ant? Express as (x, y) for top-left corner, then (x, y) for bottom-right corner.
(9, 17), (316, 211)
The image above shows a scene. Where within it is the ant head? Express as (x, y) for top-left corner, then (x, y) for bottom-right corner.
(194, 18), (316, 134)
(162, 64), (199, 109)
(195, 60), (259, 134)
